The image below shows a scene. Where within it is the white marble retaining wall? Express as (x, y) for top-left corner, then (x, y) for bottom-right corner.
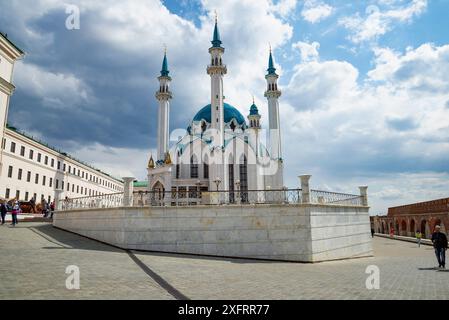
(53, 204), (372, 262)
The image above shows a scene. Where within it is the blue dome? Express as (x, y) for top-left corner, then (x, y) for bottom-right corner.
(193, 103), (246, 125)
(249, 103), (259, 116)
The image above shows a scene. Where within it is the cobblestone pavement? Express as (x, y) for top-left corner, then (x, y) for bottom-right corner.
(0, 222), (447, 300)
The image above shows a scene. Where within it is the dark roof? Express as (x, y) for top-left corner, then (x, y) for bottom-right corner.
(0, 32), (24, 55)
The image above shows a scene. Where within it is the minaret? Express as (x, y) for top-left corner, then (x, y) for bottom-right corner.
(155, 50), (172, 161)
(248, 97), (261, 158)
(264, 48), (282, 161)
(207, 15), (227, 148)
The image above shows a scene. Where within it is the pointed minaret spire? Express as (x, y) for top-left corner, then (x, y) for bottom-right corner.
(212, 11), (222, 48)
(161, 46), (169, 77)
(267, 45), (277, 75)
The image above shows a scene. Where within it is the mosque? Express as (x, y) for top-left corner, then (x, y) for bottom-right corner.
(147, 19), (284, 201)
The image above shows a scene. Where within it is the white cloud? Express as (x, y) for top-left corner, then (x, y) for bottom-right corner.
(281, 41), (449, 213)
(270, 0), (298, 19)
(292, 41), (320, 62)
(301, 0), (334, 24)
(339, 0), (427, 44)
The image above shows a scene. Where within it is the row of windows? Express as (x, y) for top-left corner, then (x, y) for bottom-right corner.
(5, 188), (51, 203)
(6, 165), (111, 197)
(175, 163), (209, 179)
(2, 138), (122, 192)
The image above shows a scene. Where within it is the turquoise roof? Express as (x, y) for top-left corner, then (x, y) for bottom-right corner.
(249, 103), (259, 116)
(267, 51), (277, 75)
(193, 103), (246, 125)
(161, 53), (169, 76)
(211, 22), (222, 48)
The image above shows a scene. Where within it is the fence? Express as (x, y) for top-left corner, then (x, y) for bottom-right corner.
(59, 192), (124, 210)
(58, 188), (364, 210)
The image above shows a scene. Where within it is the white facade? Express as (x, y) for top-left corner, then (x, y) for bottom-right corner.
(0, 32), (23, 177)
(0, 33), (123, 203)
(0, 128), (124, 203)
(147, 20), (284, 198)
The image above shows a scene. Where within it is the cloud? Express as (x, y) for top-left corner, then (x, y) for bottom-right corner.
(292, 41), (320, 62)
(339, 0), (427, 44)
(280, 41), (449, 214)
(301, 0), (334, 24)
(271, 0), (298, 19)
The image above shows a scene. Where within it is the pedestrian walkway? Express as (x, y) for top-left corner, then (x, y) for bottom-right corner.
(0, 223), (447, 300)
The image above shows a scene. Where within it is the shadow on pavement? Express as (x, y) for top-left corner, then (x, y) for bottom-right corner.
(30, 223), (122, 254)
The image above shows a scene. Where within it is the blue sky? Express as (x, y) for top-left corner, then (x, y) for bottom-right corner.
(1, 0), (448, 214)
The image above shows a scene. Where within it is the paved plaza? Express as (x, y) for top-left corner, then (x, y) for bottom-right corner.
(0, 222), (448, 300)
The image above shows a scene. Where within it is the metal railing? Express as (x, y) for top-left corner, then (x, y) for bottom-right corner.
(310, 189), (363, 206)
(133, 189), (303, 207)
(59, 192), (124, 210)
(57, 188), (364, 210)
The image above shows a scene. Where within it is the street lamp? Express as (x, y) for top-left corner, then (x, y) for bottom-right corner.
(213, 177), (222, 192)
(235, 180), (241, 205)
(195, 180), (202, 202)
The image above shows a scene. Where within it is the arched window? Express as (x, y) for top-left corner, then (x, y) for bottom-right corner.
(215, 57), (218, 66)
(219, 58), (222, 65)
(239, 155), (248, 203)
(190, 155), (198, 179)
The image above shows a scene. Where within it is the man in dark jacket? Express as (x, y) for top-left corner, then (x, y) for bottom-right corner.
(431, 225), (448, 269)
(0, 202), (7, 225)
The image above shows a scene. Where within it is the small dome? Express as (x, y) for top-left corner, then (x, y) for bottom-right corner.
(249, 103), (259, 116)
(193, 103), (246, 125)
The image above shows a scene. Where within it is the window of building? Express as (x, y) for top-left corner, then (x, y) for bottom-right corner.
(67, 183), (70, 191)
(48, 196), (51, 204)
(20, 146), (25, 156)
(8, 166), (13, 178)
(25, 192), (29, 201)
(56, 180), (59, 189)
(45, 156), (48, 165)
(35, 174), (39, 184)
(63, 164), (66, 172)
(61, 181), (64, 190)
(37, 153), (42, 163)
(72, 184), (74, 192)
(10, 142), (16, 153)
(16, 190), (20, 200)
(77, 185), (79, 194)
(50, 178), (53, 188)
(68, 166), (71, 174)
(57, 161), (61, 170)
(5, 188), (10, 199)
(51, 159), (55, 167)
(204, 163), (209, 179)
(29, 149), (34, 160)
(81, 187), (84, 194)
(2, 138), (5, 149)
(18, 169), (22, 181)
(27, 171), (31, 182)
(33, 193), (37, 201)
(42, 176), (46, 186)
(190, 156), (198, 179)
(78, 169), (80, 176)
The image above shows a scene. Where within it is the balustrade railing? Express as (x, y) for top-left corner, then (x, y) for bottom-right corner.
(57, 188), (364, 211)
(59, 192), (124, 210)
(310, 189), (363, 206)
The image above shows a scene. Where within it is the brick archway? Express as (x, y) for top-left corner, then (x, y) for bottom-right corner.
(401, 220), (407, 236)
(410, 219), (416, 237)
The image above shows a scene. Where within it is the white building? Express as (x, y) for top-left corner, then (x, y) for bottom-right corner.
(0, 32), (123, 203)
(147, 20), (284, 200)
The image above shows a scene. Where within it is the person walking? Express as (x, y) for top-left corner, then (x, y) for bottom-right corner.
(416, 230), (422, 247)
(10, 201), (20, 227)
(29, 196), (36, 214)
(371, 228), (375, 238)
(0, 202), (7, 225)
(50, 201), (55, 219)
(431, 225), (448, 269)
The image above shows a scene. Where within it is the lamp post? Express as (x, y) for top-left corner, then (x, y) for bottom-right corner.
(195, 180), (202, 204)
(213, 177), (221, 192)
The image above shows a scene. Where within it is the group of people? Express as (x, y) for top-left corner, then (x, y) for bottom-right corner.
(0, 200), (22, 226)
(0, 197), (56, 227)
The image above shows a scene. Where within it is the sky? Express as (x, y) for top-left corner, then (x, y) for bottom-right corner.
(1, 0), (449, 214)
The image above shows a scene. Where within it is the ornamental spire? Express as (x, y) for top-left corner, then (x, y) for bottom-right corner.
(267, 45), (277, 75)
(160, 47), (169, 77)
(211, 11), (222, 48)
